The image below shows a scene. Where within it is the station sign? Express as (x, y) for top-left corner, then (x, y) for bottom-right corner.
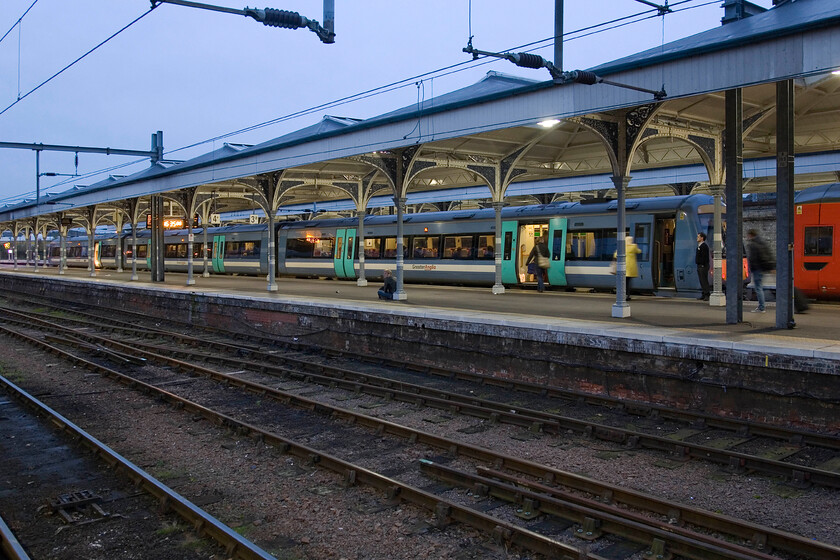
(146, 215), (200, 229)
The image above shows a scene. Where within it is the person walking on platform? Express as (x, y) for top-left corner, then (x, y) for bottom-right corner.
(746, 229), (772, 313)
(526, 239), (551, 292)
(696, 232), (711, 301)
(377, 269), (397, 300)
(622, 236), (641, 301)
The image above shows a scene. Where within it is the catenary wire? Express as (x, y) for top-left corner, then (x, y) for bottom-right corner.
(165, 0), (704, 156)
(0, 7), (155, 118)
(9, 0), (719, 203)
(0, 0), (38, 46)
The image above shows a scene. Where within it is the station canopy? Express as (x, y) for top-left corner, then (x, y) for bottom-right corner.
(3, 0), (840, 232)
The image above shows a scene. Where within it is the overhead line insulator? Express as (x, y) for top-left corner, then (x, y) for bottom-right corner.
(244, 7), (307, 29)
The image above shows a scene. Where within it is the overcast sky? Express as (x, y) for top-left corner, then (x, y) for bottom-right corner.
(0, 0), (775, 206)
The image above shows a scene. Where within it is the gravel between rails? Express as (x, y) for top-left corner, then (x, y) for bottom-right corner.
(1, 332), (838, 559)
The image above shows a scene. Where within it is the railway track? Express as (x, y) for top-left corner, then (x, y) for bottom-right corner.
(0, 303), (838, 559)
(0, 374), (273, 560)
(3, 296), (839, 490)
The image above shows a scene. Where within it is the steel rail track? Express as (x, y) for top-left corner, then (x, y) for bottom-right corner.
(4, 306), (839, 491)
(5, 293), (838, 453)
(420, 460), (780, 560)
(0, 372), (275, 560)
(0, 324), (601, 560)
(0, 513), (30, 560)
(2, 318), (837, 560)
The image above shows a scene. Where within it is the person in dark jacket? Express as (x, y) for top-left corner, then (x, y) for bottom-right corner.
(526, 240), (550, 292)
(377, 269), (397, 300)
(746, 229), (770, 312)
(696, 232), (711, 301)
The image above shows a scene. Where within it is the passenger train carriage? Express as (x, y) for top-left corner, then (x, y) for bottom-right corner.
(794, 183), (840, 299)
(41, 193), (721, 296)
(277, 194), (715, 294)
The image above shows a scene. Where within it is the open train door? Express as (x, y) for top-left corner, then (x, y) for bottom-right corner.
(500, 221), (519, 284)
(546, 218), (568, 287)
(212, 235), (225, 273)
(145, 240), (152, 270)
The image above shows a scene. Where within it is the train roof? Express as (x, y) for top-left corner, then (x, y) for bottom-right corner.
(795, 183), (840, 204)
(280, 194), (714, 230)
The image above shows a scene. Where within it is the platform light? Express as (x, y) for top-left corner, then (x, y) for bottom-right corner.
(538, 118), (561, 128)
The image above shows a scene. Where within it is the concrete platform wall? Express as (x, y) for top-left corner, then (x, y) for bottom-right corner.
(2, 274), (837, 432)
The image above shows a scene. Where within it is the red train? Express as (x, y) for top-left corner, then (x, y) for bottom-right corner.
(795, 183), (840, 299)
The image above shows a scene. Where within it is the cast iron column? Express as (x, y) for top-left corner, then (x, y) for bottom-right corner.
(725, 89), (744, 324)
(776, 79), (795, 329)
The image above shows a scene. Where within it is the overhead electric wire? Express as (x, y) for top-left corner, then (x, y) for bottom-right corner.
(5, 0), (718, 206)
(0, 0), (38, 46)
(0, 7), (155, 118)
(167, 0), (705, 156)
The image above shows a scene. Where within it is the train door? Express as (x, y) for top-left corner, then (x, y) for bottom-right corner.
(343, 229), (356, 279)
(654, 217), (676, 288)
(212, 235), (226, 273)
(334, 228), (347, 278)
(500, 221), (519, 284)
(546, 218), (568, 287)
(518, 223), (549, 285)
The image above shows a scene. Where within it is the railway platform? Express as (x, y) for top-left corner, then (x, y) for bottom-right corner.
(1, 264), (838, 431)
(2, 264), (837, 351)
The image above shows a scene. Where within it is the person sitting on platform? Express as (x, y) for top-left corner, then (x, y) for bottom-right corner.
(377, 269), (397, 300)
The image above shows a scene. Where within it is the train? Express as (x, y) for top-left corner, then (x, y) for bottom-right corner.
(2, 184), (837, 298)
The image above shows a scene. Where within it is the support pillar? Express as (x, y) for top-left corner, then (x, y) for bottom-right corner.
(492, 201), (505, 294)
(87, 227), (96, 277)
(776, 79), (795, 329)
(393, 196), (407, 300)
(186, 220), (196, 286)
(356, 209), (368, 286)
(150, 195), (165, 282)
(59, 224), (67, 275)
(611, 176), (631, 318)
(33, 230), (39, 273)
(130, 221), (139, 281)
(202, 215), (210, 278)
(709, 185), (725, 306)
(267, 212), (278, 292)
(725, 89), (744, 324)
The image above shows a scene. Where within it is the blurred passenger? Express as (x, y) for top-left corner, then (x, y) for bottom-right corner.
(623, 236), (641, 301)
(526, 239), (551, 292)
(746, 229), (772, 313)
(696, 232), (711, 301)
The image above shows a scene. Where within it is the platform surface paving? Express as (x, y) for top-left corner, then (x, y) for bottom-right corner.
(2, 265), (839, 364)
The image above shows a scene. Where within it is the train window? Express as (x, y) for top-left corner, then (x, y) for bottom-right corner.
(335, 237), (343, 260)
(169, 243), (189, 258)
(225, 241), (261, 258)
(101, 245), (116, 258)
(804, 226), (833, 256)
(567, 230), (617, 261)
(364, 238), (382, 259)
(633, 224), (651, 261)
(442, 236), (474, 259)
(503, 231), (513, 260)
(411, 236), (439, 259)
(346, 236), (354, 260)
(477, 235), (495, 259)
(382, 238), (407, 259)
(136, 245), (148, 258)
(286, 237), (314, 258)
